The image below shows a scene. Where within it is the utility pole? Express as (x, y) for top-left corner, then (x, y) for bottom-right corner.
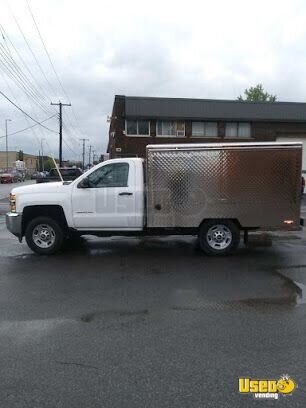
(51, 101), (71, 166)
(88, 145), (93, 167)
(5, 119), (11, 171)
(38, 149), (41, 171)
(41, 139), (45, 172)
(79, 138), (89, 170)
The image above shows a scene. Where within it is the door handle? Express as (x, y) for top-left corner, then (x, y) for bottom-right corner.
(119, 192), (133, 196)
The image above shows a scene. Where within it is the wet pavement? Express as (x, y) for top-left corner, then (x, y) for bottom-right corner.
(0, 196), (306, 406)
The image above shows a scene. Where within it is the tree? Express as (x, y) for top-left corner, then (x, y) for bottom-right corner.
(43, 158), (55, 171)
(238, 84), (277, 102)
(17, 150), (24, 161)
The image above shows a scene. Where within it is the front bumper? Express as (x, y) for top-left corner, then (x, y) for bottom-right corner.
(6, 212), (22, 241)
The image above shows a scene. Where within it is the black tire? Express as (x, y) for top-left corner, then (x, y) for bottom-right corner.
(199, 219), (240, 256)
(25, 216), (64, 255)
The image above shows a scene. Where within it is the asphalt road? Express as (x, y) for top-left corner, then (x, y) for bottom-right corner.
(0, 188), (306, 407)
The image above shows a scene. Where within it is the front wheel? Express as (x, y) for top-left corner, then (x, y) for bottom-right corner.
(199, 219), (240, 255)
(25, 216), (64, 255)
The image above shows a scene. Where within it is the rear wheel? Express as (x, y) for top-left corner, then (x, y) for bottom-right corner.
(25, 216), (64, 255)
(199, 219), (240, 255)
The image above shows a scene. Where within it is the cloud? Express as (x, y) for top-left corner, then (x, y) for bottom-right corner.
(1, 0), (306, 160)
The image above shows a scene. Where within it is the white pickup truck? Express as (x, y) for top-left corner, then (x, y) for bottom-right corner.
(6, 142), (303, 256)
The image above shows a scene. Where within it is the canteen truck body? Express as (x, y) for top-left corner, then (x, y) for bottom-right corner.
(6, 142), (303, 255)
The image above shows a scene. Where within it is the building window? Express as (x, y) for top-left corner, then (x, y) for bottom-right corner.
(126, 120), (150, 136)
(138, 120), (150, 135)
(156, 121), (185, 137)
(192, 122), (218, 137)
(225, 122), (251, 137)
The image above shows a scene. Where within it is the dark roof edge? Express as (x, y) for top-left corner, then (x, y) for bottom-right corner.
(124, 114), (306, 123)
(122, 95), (306, 106)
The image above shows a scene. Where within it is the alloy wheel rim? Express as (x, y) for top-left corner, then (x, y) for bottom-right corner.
(32, 224), (56, 249)
(206, 224), (232, 250)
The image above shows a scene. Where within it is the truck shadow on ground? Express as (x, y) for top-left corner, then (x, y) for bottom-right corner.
(60, 234), (275, 256)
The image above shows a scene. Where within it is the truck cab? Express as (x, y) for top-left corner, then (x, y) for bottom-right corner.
(71, 158), (145, 230)
(6, 158), (145, 254)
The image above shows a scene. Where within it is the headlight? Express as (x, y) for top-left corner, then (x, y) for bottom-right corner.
(10, 193), (16, 213)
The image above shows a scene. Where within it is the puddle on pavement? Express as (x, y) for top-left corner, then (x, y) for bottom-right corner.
(79, 293), (301, 323)
(80, 309), (150, 323)
(294, 281), (306, 305)
(12, 253), (39, 260)
(88, 248), (114, 256)
(169, 268), (306, 313)
(274, 267), (306, 307)
(0, 317), (73, 342)
(229, 296), (297, 310)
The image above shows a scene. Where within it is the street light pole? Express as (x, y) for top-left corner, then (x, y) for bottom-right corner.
(79, 138), (89, 170)
(41, 139), (45, 172)
(88, 145), (92, 167)
(5, 119), (11, 172)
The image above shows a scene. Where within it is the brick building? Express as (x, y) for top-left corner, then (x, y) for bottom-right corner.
(0, 151), (37, 174)
(107, 95), (306, 170)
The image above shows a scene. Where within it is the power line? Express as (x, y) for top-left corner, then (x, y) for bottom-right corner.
(62, 121), (81, 145)
(26, 0), (70, 103)
(0, 114), (57, 139)
(0, 71), (55, 148)
(0, 26), (57, 118)
(0, 90), (58, 133)
(0, 68), (42, 148)
(2, 3), (85, 155)
(25, 0), (86, 138)
(0, 47), (53, 115)
(0, 24), (54, 104)
(1, 23), (75, 156)
(6, 1), (58, 99)
(0, 22), (60, 150)
(0, 42), (51, 107)
(62, 138), (78, 157)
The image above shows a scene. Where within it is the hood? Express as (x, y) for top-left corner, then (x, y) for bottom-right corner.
(11, 182), (70, 195)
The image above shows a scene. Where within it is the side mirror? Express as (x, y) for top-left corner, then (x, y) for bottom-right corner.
(78, 177), (90, 189)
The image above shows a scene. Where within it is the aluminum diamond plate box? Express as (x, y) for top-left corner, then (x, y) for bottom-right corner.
(146, 142), (302, 229)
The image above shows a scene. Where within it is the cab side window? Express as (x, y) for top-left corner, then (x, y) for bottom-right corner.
(87, 163), (129, 188)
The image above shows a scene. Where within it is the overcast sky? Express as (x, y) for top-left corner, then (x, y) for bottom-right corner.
(0, 0), (306, 161)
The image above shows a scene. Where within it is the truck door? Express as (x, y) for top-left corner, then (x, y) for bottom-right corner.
(72, 161), (138, 229)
